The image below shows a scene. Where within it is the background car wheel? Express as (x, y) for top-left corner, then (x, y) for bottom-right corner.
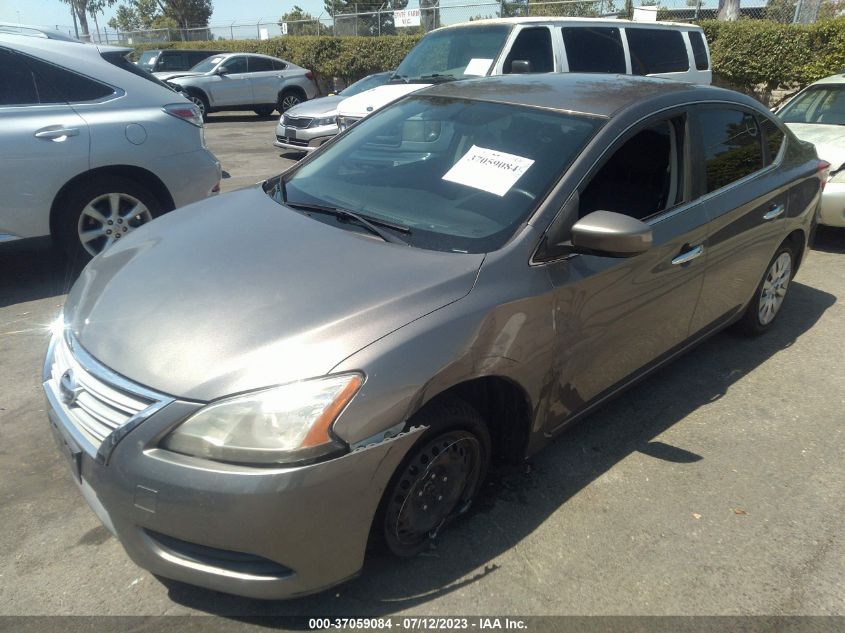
(736, 242), (796, 336)
(379, 398), (491, 558)
(254, 107), (274, 117)
(277, 90), (304, 113)
(55, 176), (163, 262)
(186, 91), (209, 122)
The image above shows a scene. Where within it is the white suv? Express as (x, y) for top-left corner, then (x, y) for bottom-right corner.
(0, 27), (221, 260)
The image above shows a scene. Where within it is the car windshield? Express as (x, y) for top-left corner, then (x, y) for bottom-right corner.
(190, 55), (225, 73)
(780, 86), (845, 125)
(137, 51), (158, 71)
(392, 25), (510, 83)
(341, 73), (391, 97)
(273, 95), (601, 253)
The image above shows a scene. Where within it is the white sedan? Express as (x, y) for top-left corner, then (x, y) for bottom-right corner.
(778, 73), (845, 227)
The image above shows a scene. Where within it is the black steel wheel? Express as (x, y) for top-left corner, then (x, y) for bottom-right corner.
(381, 399), (490, 558)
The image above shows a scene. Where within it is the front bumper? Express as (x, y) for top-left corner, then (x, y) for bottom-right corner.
(274, 122), (336, 153)
(820, 181), (845, 227)
(43, 337), (421, 599)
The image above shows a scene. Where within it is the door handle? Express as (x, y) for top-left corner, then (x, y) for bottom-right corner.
(671, 244), (704, 266)
(763, 203), (785, 220)
(34, 127), (80, 141)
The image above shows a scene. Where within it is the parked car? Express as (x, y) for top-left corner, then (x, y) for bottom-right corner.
(777, 73), (845, 228)
(44, 74), (822, 599)
(158, 52), (319, 120)
(275, 71), (392, 153)
(0, 30), (220, 260)
(137, 48), (225, 75)
(336, 16), (712, 130)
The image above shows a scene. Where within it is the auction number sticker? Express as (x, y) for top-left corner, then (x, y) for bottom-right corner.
(442, 145), (534, 197)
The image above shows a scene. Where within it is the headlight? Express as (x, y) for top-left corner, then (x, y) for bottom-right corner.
(312, 115), (337, 127)
(161, 373), (363, 465)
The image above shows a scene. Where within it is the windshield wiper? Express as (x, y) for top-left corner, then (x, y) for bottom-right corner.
(417, 73), (458, 83)
(286, 201), (411, 246)
(389, 73), (409, 83)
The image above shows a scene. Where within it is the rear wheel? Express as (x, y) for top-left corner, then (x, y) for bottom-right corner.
(277, 90), (304, 114)
(254, 106), (274, 117)
(736, 243), (795, 335)
(380, 398), (490, 558)
(55, 176), (163, 261)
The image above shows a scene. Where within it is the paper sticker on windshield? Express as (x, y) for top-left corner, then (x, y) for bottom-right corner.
(442, 145), (534, 197)
(464, 58), (493, 76)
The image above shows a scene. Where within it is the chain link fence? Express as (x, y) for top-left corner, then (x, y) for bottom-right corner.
(52, 0), (831, 45)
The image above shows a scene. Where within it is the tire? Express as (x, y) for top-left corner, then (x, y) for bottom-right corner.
(277, 89), (304, 114)
(254, 107), (274, 118)
(185, 90), (209, 122)
(378, 397), (491, 558)
(55, 176), (163, 262)
(735, 242), (796, 336)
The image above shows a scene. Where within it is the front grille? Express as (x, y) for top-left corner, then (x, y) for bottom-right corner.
(46, 334), (167, 451)
(283, 115), (313, 128)
(276, 134), (309, 147)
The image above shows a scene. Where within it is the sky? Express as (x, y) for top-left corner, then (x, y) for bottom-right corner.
(0, 0), (329, 30)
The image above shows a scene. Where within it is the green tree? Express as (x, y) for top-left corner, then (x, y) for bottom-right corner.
(61, 0), (118, 41)
(279, 5), (325, 35)
(157, 0), (213, 29)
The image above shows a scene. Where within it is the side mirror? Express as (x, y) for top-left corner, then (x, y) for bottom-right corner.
(510, 60), (533, 74)
(570, 210), (652, 257)
(215, 66), (229, 76)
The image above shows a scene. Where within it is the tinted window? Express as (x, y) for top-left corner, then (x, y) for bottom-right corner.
(249, 57), (274, 72)
(23, 54), (114, 103)
(157, 52), (187, 71)
(0, 49), (40, 106)
(562, 27), (626, 74)
(505, 27), (554, 73)
(272, 59), (287, 71)
(688, 31), (709, 71)
(759, 117), (785, 165)
(627, 28), (689, 74)
(221, 56), (248, 74)
(137, 50), (159, 72)
(101, 51), (174, 91)
(699, 108), (764, 192)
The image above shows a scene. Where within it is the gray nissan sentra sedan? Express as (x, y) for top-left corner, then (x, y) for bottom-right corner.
(44, 74), (823, 599)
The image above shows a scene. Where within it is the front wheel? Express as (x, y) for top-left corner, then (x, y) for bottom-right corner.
(736, 243), (795, 336)
(186, 92), (209, 122)
(380, 398), (490, 558)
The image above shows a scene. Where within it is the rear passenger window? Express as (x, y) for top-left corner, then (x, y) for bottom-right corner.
(699, 108), (764, 192)
(759, 117), (785, 165)
(272, 59), (287, 71)
(505, 27), (554, 73)
(688, 31), (709, 71)
(627, 28), (689, 74)
(0, 49), (39, 106)
(562, 27), (626, 74)
(23, 55), (114, 103)
(249, 57), (274, 72)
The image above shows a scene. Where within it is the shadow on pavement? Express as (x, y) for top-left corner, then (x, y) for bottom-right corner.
(811, 226), (845, 254)
(0, 242), (85, 309)
(156, 281), (836, 621)
(206, 114), (278, 124)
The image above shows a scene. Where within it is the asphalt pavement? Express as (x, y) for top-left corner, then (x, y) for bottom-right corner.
(1, 112), (843, 619)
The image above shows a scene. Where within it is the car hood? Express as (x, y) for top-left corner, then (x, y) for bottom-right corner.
(154, 70), (206, 81)
(785, 122), (845, 169)
(64, 186), (483, 402)
(284, 95), (345, 119)
(337, 84), (429, 118)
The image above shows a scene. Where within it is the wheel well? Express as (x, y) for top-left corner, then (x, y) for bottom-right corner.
(784, 229), (806, 272)
(418, 377), (532, 463)
(50, 166), (175, 237)
(183, 86), (209, 105)
(279, 86), (306, 101)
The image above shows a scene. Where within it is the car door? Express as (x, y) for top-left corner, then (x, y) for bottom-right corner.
(247, 56), (282, 106)
(0, 47), (90, 241)
(688, 105), (792, 333)
(207, 55), (252, 107)
(542, 111), (710, 430)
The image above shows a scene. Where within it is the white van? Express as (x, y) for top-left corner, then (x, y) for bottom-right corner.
(337, 17), (711, 129)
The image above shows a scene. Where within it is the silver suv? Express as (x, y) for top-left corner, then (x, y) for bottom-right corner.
(158, 52), (319, 120)
(0, 30), (221, 260)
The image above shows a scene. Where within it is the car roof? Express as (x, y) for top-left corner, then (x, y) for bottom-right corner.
(436, 16), (704, 31)
(807, 73), (845, 86)
(419, 73), (759, 119)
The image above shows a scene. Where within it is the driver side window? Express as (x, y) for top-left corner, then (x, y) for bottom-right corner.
(579, 116), (686, 221)
(221, 56), (248, 74)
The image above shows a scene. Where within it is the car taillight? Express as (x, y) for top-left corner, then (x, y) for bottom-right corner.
(818, 160), (831, 190)
(305, 71), (314, 81)
(163, 103), (203, 128)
